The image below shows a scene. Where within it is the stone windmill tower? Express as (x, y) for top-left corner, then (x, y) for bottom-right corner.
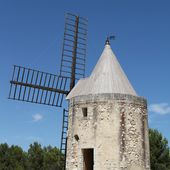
(66, 39), (150, 170)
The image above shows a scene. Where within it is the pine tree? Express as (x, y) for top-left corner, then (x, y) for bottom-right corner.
(149, 129), (170, 170)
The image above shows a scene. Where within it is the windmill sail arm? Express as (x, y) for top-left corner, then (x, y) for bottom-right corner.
(60, 13), (88, 91)
(9, 65), (69, 107)
(10, 80), (69, 95)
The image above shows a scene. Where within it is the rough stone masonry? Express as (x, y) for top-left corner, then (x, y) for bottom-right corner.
(66, 41), (151, 170)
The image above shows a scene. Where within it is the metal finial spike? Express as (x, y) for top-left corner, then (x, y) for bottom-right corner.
(105, 37), (110, 45)
(105, 35), (115, 45)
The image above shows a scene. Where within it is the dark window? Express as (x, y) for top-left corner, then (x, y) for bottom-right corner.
(82, 107), (88, 117)
(74, 134), (79, 141)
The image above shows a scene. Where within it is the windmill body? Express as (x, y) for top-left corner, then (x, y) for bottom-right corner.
(66, 43), (150, 170)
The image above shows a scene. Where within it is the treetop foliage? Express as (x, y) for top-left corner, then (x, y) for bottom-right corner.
(0, 142), (64, 170)
(149, 129), (170, 170)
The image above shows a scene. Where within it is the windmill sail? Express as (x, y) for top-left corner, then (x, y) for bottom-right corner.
(9, 65), (69, 107)
(60, 13), (88, 90)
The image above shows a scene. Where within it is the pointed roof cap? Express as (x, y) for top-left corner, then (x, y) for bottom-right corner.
(66, 44), (137, 99)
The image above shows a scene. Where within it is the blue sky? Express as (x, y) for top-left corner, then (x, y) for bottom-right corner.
(0, 0), (170, 150)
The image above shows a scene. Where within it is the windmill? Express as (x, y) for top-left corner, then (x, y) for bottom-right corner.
(8, 13), (88, 169)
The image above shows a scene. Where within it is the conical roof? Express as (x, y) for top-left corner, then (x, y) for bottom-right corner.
(66, 44), (137, 99)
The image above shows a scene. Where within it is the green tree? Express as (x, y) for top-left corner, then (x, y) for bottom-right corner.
(0, 143), (27, 170)
(27, 142), (64, 170)
(0, 143), (10, 170)
(27, 142), (44, 170)
(43, 145), (64, 170)
(149, 129), (170, 170)
(9, 145), (28, 170)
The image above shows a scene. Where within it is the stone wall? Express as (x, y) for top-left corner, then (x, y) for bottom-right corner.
(66, 93), (150, 170)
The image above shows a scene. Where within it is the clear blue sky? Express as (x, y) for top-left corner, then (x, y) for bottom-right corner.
(0, 0), (170, 150)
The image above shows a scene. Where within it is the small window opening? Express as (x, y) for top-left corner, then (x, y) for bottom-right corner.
(74, 134), (79, 141)
(82, 107), (88, 117)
